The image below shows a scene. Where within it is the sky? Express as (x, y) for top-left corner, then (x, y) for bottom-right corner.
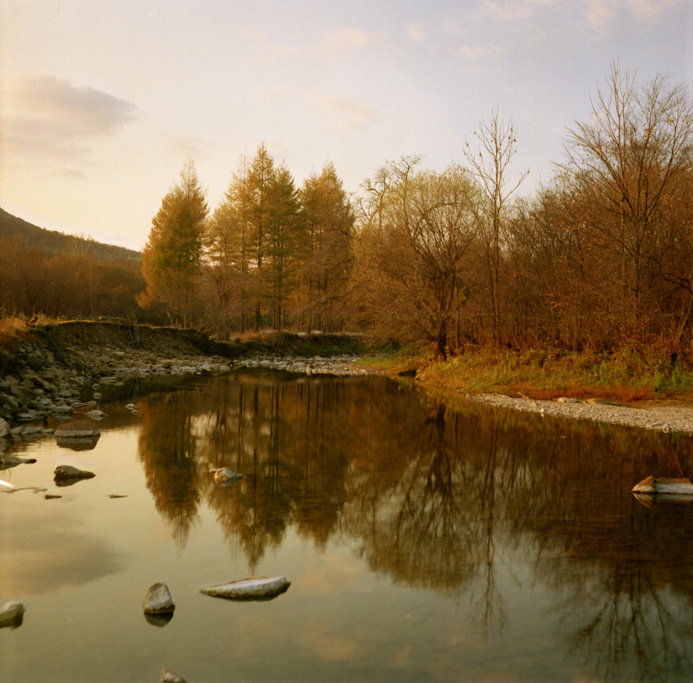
(0, 0), (691, 251)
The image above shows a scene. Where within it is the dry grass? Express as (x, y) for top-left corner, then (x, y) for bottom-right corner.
(365, 345), (693, 403)
(0, 313), (63, 354)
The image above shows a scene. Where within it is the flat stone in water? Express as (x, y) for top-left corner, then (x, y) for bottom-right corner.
(54, 420), (100, 438)
(632, 475), (693, 495)
(200, 576), (290, 600)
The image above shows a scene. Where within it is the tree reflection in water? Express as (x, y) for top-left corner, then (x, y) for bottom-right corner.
(135, 371), (693, 681)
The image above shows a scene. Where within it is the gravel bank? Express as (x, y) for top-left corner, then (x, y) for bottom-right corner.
(465, 393), (693, 434)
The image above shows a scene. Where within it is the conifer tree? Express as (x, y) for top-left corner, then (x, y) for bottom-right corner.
(139, 159), (208, 325)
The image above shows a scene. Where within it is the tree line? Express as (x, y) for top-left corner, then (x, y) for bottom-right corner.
(123, 65), (693, 355)
(0, 232), (145, 320)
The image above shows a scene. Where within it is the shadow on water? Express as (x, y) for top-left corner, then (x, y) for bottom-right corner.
(134, 370), (693, 682)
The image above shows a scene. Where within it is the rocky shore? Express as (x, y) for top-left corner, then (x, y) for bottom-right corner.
(0, 322), (367, 436)
(3, 320), (692, 440)
(464, 392), (693, 435)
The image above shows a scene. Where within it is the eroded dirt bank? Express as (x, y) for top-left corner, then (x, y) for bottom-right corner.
(3, 321), (693, 437)
(0, 321), (364, 428)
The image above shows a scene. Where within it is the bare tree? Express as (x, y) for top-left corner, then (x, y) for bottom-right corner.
(561, 64), (693, 339)
(465, 111), (528, 345)
(358, 158), (480, 357)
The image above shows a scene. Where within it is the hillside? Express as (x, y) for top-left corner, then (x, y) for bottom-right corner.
(0, 207), (140, 262)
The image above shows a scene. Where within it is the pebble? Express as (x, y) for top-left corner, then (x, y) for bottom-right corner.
(464, 393), (693, 434)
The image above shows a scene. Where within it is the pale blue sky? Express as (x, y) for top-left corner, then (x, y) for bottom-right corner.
(1, 0), (690, 250)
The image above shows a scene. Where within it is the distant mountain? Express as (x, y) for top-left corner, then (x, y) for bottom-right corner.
(0, 207), (140, 262)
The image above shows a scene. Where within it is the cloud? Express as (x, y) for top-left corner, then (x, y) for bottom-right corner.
(583, 0), (618, 33)
(161, 134), (212, 162)
(626, 0), (681, 21)
(312, 94), (380, 132)
(583, 0), (681, 34)
(238, 24), (299, 64)
(475, 0), (560, 21)
(1, 74), (139, 166)
(407, 23), (427, 43)
(314, 27), (379, 60)
(1, 513), (124, 595)
(453, 44), (505, 61)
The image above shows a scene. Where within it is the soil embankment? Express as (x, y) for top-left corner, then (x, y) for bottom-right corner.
(0, 321), (364, 428)
(3, 321), (693, 436)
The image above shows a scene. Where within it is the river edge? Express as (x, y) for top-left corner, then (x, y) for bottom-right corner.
(460, 392), (693, 435)
(3, 320), (693, 437)
(358, 358), (693, 436)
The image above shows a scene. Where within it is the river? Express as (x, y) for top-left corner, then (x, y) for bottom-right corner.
(2, 370), (693, 682)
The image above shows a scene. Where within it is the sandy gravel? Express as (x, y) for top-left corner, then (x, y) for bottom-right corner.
(464, 393), (693, 434)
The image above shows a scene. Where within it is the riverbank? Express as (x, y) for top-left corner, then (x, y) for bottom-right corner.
(357, 347), (693, 435)
(3, 319), (693, 436)
(0, 321), (366, 428)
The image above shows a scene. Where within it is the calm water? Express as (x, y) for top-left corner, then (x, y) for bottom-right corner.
(2, 371), (693, 682)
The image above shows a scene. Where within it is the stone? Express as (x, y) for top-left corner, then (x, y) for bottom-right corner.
(0, 417), (8, 438)
(54, 420), (100, 438)
(0, 454), (37, 469)
(25, 351), (45, 369)
(85, 409), (107, 420)
(0, 392), (20, 412)
(161, 670), (187, 683)
(10, 424), (54, 439)
(0, 601), (25, 629)
(143, 583), (175, 614)
(54, 465), (96, 480)
(632, 475), (693, 496)
(200, 576), (290, 600)
(211, 467), (244, 486)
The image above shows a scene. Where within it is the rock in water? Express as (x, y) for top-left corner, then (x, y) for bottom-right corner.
(632, 476), (693, 495)
(0, 455), (37, 470)
(161, 670), (188, 683)
(143, 583), (175, 615)
(0, 601), (25, 629)
(200, 576), (290, 600)
(54, 420), (101, 438)
(211, 467), (244, 486)
(54, 465), (96, 481)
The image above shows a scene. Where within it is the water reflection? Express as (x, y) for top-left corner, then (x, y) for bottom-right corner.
(2, 514), (125, 595)
(134, 371), (693, 681)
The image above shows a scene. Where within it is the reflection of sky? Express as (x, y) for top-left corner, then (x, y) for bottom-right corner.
(0, 514), (124, 595)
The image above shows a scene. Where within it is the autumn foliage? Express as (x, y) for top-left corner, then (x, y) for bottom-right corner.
(5, 65), (693, 363)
